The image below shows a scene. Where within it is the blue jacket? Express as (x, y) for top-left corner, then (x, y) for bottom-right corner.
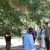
(23, 33), (36, 50)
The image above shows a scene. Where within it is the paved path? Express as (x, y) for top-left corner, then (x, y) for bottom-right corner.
(0, 37), (50, 50)
(0, 37), (23, 50)
(0, 37), (22, 48)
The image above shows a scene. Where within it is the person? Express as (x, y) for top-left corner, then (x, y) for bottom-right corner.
(35, 25), (42, 50)
(21, 27), (27, 38)
(32, 27), (37, 41)
(44, 22), (50, 50)
(37, 25), (42, 39)
(4, 29), (11, 50)
(23, 28), (36, 50)
(21, 27), (27, 48)
(40, 25), (46, 50)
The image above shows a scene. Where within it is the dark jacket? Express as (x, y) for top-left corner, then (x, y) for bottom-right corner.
(45, 27), (50, 39)
(32, 31), (37, 41)
(5, 32), (11, 42)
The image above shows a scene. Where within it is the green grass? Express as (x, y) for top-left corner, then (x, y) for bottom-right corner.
(0, 48), (2, 50)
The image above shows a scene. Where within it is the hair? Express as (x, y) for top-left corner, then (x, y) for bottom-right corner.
(28, 28), (33, 34)
(44, 22), (48, 25)
(42, 25), (45, 29)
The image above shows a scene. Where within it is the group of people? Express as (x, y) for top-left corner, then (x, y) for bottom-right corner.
(4, 22), (50, 50)
(22, 22), (50, 50)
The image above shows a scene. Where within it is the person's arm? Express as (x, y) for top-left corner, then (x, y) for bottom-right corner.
(35, 31), (37, 38)
(6, 33), (11, 37)
(6, 34), (10, 37)
(29, 35), (35, 49)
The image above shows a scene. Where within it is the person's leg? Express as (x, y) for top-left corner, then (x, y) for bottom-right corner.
(10, 40), (11, 46)
(49, 40), (50, 50)
(6, 41), (11, 50)
(45, 38), (49, 50)
(36, 48), (40, 50)
(22, 37), (24, 48)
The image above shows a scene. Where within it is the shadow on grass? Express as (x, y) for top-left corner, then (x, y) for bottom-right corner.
(0, 45), (23, 50)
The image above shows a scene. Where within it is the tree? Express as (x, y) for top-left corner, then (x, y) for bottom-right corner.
(0, 0), (23, 36)
(0, 0), (50, 36)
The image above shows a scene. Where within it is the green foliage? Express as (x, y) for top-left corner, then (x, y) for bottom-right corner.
(11, 28), (21, 37)
(33, 0), (40, 11)
(0, 0), (11, 17)
(18, 0), (29, 5)
(0, 0), (23, 25)
(0, 48), (2, 50)
(0, 0), (50, 36)
(0, 0), (23, 36)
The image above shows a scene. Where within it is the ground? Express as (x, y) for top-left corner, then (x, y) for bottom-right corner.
(0, 37), (50, 50)
(0, 37), (23, 50)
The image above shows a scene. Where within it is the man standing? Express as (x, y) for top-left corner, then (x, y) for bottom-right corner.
(44, 22), (50, 50)
(5, 29), (11, 50)
(23, 28), (36, 50)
